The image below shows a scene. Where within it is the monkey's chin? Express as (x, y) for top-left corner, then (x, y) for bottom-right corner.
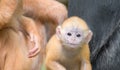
(64, 43), (80, 49)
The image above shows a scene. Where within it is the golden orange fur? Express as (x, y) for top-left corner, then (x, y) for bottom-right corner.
(45, 16), (92, 70)
(0, 0), (42, 70)
(23, 0), (68, 40)
(23, 0), (68, 67)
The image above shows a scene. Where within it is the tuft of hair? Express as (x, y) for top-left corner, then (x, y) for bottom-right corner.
(61, 16), (89, 30)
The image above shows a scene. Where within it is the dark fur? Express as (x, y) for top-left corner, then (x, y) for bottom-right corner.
(68, 0), (120, 70)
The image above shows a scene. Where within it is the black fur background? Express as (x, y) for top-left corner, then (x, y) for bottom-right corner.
(68, 0), (120, 70)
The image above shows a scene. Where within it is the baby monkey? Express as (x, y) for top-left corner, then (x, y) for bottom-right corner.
(45, 16), (92, 70)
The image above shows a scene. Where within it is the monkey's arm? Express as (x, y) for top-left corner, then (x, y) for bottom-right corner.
(23, 0), (67, 24)
(46, 61), (66, 70)
(45, 35), (66, 70)
(0, 0), (18, 28)
(45, 52), (66, 70)
(81, 59), (92, 70)
(80, 45), (92, 70)
(20, 16), (40, 58)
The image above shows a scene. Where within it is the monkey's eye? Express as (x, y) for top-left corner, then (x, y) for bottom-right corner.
(76, 34), (81, 37)
(67, 32), (72, 36)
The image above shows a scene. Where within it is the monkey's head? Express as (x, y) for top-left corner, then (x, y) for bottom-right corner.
(56, 16), (93, 49)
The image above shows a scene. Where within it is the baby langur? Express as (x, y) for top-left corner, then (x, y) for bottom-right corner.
(45, 16), (92, 70)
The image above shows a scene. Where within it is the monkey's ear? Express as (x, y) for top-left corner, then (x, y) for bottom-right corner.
(85, 30), (93, 44)
(56, 25), (62, 38)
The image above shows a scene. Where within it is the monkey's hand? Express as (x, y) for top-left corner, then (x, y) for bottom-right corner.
(46, 61), (66, 70)
(28, 33), (40, 58)
(20, 16), (40, 58)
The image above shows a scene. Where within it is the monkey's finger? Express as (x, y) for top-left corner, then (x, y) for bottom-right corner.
(30, 33), (34, 41)
(28, 47), (40, 58)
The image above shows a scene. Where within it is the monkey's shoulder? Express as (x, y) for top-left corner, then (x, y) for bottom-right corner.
(46, 35), (63, 60)
(79, 44), (90, 60)
(46, 34), (61, 48)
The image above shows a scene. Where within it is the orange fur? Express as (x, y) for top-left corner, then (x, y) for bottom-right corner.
(0, 0), (41, 70)
(23, 0), (67, 24)
(45, 17), (92, 70)
(22, 0), (68, 67)
(23, 0), (68, 39)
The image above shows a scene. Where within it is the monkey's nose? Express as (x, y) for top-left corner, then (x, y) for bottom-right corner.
(72, 38), (76, 41)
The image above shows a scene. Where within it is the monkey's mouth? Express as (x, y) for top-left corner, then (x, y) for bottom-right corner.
(69, 43), (78, 45)
(66, 43), (79, 47)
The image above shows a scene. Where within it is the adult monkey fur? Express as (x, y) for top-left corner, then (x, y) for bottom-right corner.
(23, 0), (67, 69)
(23, 0), (67, 40)
(0, 0), (43, 70)
(68, 0), (120, 70)
(0, 0), (67, 70)
(45, 16), (92, 70)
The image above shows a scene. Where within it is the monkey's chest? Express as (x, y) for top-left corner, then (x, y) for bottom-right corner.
(58, 59), (80, 70)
